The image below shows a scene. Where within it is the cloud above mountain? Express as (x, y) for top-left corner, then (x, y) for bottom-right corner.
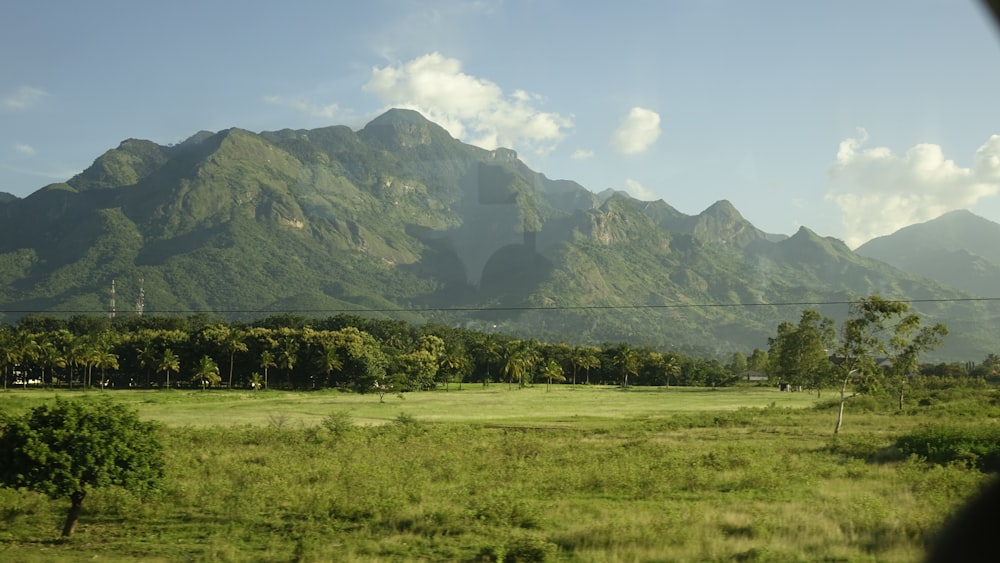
(1, 86), (47, 111)
(611, 107), (661, 154)
(363, 52), (573, 156)
(826, 129), (1000, 247)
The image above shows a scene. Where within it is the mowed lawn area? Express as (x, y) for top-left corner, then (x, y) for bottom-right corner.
(0, 384), (819, 427)
(0, 385), (994, 562)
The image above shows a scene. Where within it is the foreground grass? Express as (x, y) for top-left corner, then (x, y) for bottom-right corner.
(0, 385), (995, 561)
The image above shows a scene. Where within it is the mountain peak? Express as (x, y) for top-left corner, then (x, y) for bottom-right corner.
(702, 199), (740, 218)
(367, 108), (434, 126)
(690, 199), (763, 248)
(359, 108), (455, 150)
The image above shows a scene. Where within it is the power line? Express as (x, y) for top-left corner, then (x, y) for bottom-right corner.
(4, 296), (1000, 316)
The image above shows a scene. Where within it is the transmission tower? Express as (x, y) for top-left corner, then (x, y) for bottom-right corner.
(135, 276), (145, 317)
(109, 279), (117, 320)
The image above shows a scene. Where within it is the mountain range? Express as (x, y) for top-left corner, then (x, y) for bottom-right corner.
(1, 108), (998, 361)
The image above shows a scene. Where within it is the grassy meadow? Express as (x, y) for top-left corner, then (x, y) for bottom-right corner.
(0, 384), (997, 562)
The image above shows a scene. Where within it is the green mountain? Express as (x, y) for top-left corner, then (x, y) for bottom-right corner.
(0, 109), (996, 361)
(855, 210), (1000, 298)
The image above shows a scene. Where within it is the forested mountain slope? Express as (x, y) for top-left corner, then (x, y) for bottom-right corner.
(0, 109), (995, 360)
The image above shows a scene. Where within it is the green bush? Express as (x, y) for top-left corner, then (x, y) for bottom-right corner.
(895, 425), (1000, 472)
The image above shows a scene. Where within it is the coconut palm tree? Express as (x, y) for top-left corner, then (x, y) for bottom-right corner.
(158, 348), (180, 389)
(221, 326), (248, 389)
(539, 358), (565, 392)
(612, 342), (638, 390)
(259, 349), (276, 390)
(192, 355), (221, 390)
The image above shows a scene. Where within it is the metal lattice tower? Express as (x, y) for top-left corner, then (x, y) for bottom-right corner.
(109, 279), (117, 320)
(135, 276), (145, 317)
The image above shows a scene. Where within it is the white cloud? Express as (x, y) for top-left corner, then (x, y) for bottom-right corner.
(1, 86), (47, 111)
(13, 144), (36, 157)
(571, 148), (594, 160)
(611, 107), (661, 154)
(264, 95), (340, 119)
(363, 52), (573, 155)
(826, 129), (1000, 247)
(624, 178), (656, 201)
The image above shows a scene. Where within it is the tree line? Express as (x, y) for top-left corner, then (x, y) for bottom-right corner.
(2, 296), (993, 400)
(0, 312), (747, 394)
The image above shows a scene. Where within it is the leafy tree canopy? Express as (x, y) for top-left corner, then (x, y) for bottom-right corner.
(0, 398), (164, 536)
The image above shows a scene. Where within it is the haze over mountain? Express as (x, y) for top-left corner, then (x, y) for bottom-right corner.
(856, 210), (1000, 298)
(0, 109), (997, 361)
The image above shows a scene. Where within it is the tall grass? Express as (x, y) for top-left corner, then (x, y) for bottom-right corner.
(0, 386), (994, 561)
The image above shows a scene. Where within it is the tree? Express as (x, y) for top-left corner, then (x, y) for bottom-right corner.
(158, 348), (180, 389)
(93, 345), (119, 390)
(886, 312), (948, 411)
(277, 337), (299, 390)
(726, 352), (748, 377)
(539, 358), (565, 392)
(0, 326), (14, 391)
(574, 346), (601, 385)
(219, 326), (248, 389)
(13, 330), (40, 388)
(661, 353), (682, 387)
(258, 349), (276, 390)
(136, 341), (158, 388)
(831, 296), (947, 434)
(192, 355), (221, 389)
(0, 399), (164, 537)
(748, 348), (769, 373)
(502, 341), (531, 390)
(767, 310), (834, 394)
(37, 336), (67, 387)
(612, 342), (638, 390)
(313, 337), (344, 389)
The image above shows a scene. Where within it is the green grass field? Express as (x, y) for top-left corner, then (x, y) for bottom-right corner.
(0, 385), (995, 562)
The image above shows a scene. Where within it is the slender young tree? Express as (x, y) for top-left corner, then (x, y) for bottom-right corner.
(831, 296), (946, 434)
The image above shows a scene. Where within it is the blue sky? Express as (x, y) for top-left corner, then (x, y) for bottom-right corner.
(2, 0), (999, 247)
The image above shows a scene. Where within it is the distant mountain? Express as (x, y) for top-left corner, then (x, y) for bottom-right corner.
(0, 109), (996, 361)
(856, 210), (1000, 298)
(0, 192), (17, 204)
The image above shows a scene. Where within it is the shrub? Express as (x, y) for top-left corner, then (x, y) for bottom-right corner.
(895, 425), (1000, 472)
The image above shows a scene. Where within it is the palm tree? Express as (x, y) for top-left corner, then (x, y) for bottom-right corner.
(482, 335), (502, 387)
(14, 330), (39, 388)
(221, 327), (248, 389)
(192, 355), (221, 390)
(158, 348), (180, 389)
(93, 341), (119, 390)
(314, 341), (343, 389)
(612, 342), (638, 390)
(662, 353), (682, 388)
(277, 338), (298, 390)
(539, 358), (565, 392)
(259, 349), (276, 390)
(0, 327), (15, 391)
(249, 372), (264, 391)
(137, 343), (158, 388)
(62, 335), (85, 389)
(36, 337), (66, 387)
(502, 341), (538, 390)
(578, 346), (601, 385)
